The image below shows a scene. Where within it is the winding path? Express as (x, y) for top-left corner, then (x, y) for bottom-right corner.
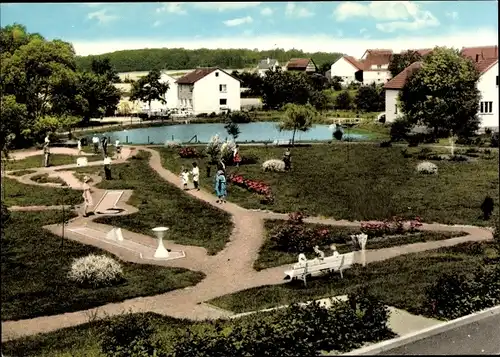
(1, 147), (493, 342)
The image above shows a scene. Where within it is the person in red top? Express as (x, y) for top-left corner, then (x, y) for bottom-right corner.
(233, 145), (242, 167)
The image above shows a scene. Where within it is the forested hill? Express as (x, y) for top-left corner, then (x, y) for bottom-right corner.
(75, 48), (343, 72)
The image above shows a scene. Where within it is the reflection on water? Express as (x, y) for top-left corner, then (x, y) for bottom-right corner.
(100, 122), (370, 144)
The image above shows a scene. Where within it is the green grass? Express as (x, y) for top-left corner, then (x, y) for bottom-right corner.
(2, 177), (82, 206)
(4, 154), (103, 171)
(1, 211), (205, 321)
(72, 150), (233, 255)
(254, 219), (469, 270)
(208, 241), (496, 315)
(159, 144), (499, 226)
(8, 169), (37, 176)
(31, 173), (68, 186)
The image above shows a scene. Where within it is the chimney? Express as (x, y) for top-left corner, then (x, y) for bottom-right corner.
(267, 58), (270, 64)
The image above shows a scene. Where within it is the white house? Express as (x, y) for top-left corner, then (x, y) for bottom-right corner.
(256, 58), (279, 77)
(359, 49), (393, 85)
(175, 67), (241, 115)
(329, 55), (364, 84)
(139, 72), (178, 114)
(383, 59), (499, 130)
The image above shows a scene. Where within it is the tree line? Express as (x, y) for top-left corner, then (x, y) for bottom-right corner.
(1, 23), (122, 154)
(75, 48), (342, 73)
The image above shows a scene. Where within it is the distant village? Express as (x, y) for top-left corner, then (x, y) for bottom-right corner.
(114, 45), (498, 130)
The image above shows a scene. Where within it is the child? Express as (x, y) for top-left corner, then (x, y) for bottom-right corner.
(191, 162), (200, 191)
(181, 168), (190, 190)
(115, 139), (122, 159)
(233, 145), (242, 167)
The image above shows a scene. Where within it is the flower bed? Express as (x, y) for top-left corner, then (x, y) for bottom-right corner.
(227, 173), (274, 203)
(360, 216), (423, 237)
(178, 147), (199, 158)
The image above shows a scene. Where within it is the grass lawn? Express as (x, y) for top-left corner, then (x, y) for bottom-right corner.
(8, 169), (37, 177)
(1, 211), (205, 321)
(254, 219), (468, 270)
(72, 150), (233, 255)
(4, 154), (103, 171)
(31, 173), (68, 186)
(159, 144), (499, 226)
(2, 177), (83, 206)
(208, 241), (497, 315)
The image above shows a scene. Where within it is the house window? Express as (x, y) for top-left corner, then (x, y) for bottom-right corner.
(215, 72), (219, 77)
(395, 104), (398, 114)
(377, 65), (382, 69)
(219, 84), (227, 93)
(480, 101), (493, 114)
(220, 98), (227, 106)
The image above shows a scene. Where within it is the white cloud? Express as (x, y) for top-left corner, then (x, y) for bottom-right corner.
(360, 28), (367, 34)
(192, 2), (261, 11)
(156, 3), (186, 15)
(71, 28), (498, 58)
(87, 9), (119, 24)
(223, 16), (253, 27)
(446, 11), (458, 20)
(334, 1), (440, 32)
(285, 2), (314, 18)
(152, 20), (161, 27)
(261, 7), (273, 16)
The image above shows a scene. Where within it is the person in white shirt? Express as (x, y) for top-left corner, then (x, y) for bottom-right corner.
(82, 176), (93, 217)
(77, 138), (82, 155)
(191, 162), (200, 191)
(92, 135), (99, 154)
(180, 168), (190, 190)
(115, 139), (121, 159)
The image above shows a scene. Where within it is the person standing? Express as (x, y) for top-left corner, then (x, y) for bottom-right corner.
(82, 176), (93, 217)
(180, 168), (190, 190)
(191, 162), (200, 191)
(77, 138), (82, 155)
(43, 143), (50, 167)
(233, 145), (242, 167)
(101, 135), (108, 158)
(115, 139), (122, 159)
(215, 170), (227, 203)
(283, 148), (292, 171)
(92, 135), (99, 154)
(103, 156), (112, 180)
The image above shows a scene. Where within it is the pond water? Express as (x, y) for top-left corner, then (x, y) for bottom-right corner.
(101, 122), (370, 144)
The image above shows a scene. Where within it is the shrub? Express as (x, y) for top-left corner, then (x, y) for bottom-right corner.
(164, 140), (181, 148)
(288, 211), (306, 224)
(178, 147), (198, 158)
(68, 254), (124, 288)
(360, 216), (422, 237)
(229, 111), (252, 123)
(99, 312), (166, 357)
(262, 159), (286, 172)
(220, 140), (236, 164)
(196, 113), (208, 118)
(390, 118), (411, 142)
(417, 147), (432, 159)
(490, 132), (499, 147)
(407, 135), (421, 147)
(240, 153), (259, 165)
(480, 196), (495, 220)
(416, 161), (438, 175)
(209, 111), (217, 118)
(206, 134), (222, 163)
(379, 140), (392, 148)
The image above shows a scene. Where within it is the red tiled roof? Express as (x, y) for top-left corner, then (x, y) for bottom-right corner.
(343, 55), (364, 70)
(287, 58), (313, 69)
(407, 48), (433, 56)
(475, 58), (498, 74)
(363, 49), (393, 57)
(383, 61), (422, 90)
(461, 46), (498, 62)
(176, 67), (217, 84)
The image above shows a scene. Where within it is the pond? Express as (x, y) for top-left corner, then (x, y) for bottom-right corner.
(100, 122), (371, 144)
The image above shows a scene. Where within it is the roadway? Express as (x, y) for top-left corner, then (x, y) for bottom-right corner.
(380, 313), (500, 355)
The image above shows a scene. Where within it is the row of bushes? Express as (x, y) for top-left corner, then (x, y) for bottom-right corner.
(99, 290), (394, 357)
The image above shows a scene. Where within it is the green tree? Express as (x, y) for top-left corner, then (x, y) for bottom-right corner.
(90, 57), (121, 83)
(319, 62), (332, 75)
(261, 70), (313, 109)
(399, 47), (481, 138)
(329, 76), (343, 91)
(388, 50), (423, 78)
(335, 90), (352, 110)
(309, 90), (330, 112)
(224, 120), (241, 140)
(279, 104), (317, 146)
(354, 83), (384, 112)
(0, 23), (43, 55)
(0, 95), (28, 156)
(76, 72), (121, 122)
(130, 69), (169, 118)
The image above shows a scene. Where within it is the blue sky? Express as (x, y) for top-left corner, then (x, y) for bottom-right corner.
(1, 1), (498, 57)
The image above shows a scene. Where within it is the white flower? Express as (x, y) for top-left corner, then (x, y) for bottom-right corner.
(68, 254), (123, 288)
(165, 140), (181, 148)
(416, 161), (438, 175)
(262, 159), (286, 172)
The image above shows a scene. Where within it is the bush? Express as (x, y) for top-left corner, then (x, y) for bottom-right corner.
(390, 118), (411, 142)
(490, 132), (499, 147)
(178, 147), (199, 158)
(449, 154), (469, 162)
(480, 196), (495, 220)
(416, 161), (438, 175)
(220, 140), (236, 164)
(407, 135), (421, 147)
(68, 254), (124, 288)
(360, 216), (422, 237)
(425, 266), (500, 320)
(209, 112), (217, 118)
(100, 312), (166, 357)
(379, 140), (392, 148)
(164, 140), (181, 148)
(196, 113), (208, 118)
(229, 111), (252, 123)
(205, 134), (222, 163)
(416, 147), (432, 159)
(240, 153), (258, 165)
(262, 159), (286, 172)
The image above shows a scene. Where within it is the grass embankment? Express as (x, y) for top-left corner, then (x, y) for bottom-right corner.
(254, 219), (468, 270)
(72, 150), (233, 255)
(1, 211), (205, 321)
(159, 144), (499, 226)
(208, 241), (496, 314)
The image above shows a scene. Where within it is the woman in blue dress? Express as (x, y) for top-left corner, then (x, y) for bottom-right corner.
(215, 170), (227, 203)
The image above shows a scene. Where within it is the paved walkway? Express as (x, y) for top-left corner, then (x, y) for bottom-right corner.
(1, 146), (494, 342)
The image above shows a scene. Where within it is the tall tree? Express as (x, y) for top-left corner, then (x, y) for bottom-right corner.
(319, 62), (332, 75)
(91, 57), (121, 83)
(278, 104), (317, 146)
(335, 90), (352, 110)
(388, 50), (423, 78)
(0, 95), (27, 157)
(354, 83), (384, 112)
(261, 70), (313, 109)
(399, 47), (481, 138)
(130, 69), (169, 118)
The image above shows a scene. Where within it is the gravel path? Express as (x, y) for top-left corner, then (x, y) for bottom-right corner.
(1, 146), (493, 342)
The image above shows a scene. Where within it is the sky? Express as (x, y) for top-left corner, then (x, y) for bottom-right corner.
(1, 1), (498, 57)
